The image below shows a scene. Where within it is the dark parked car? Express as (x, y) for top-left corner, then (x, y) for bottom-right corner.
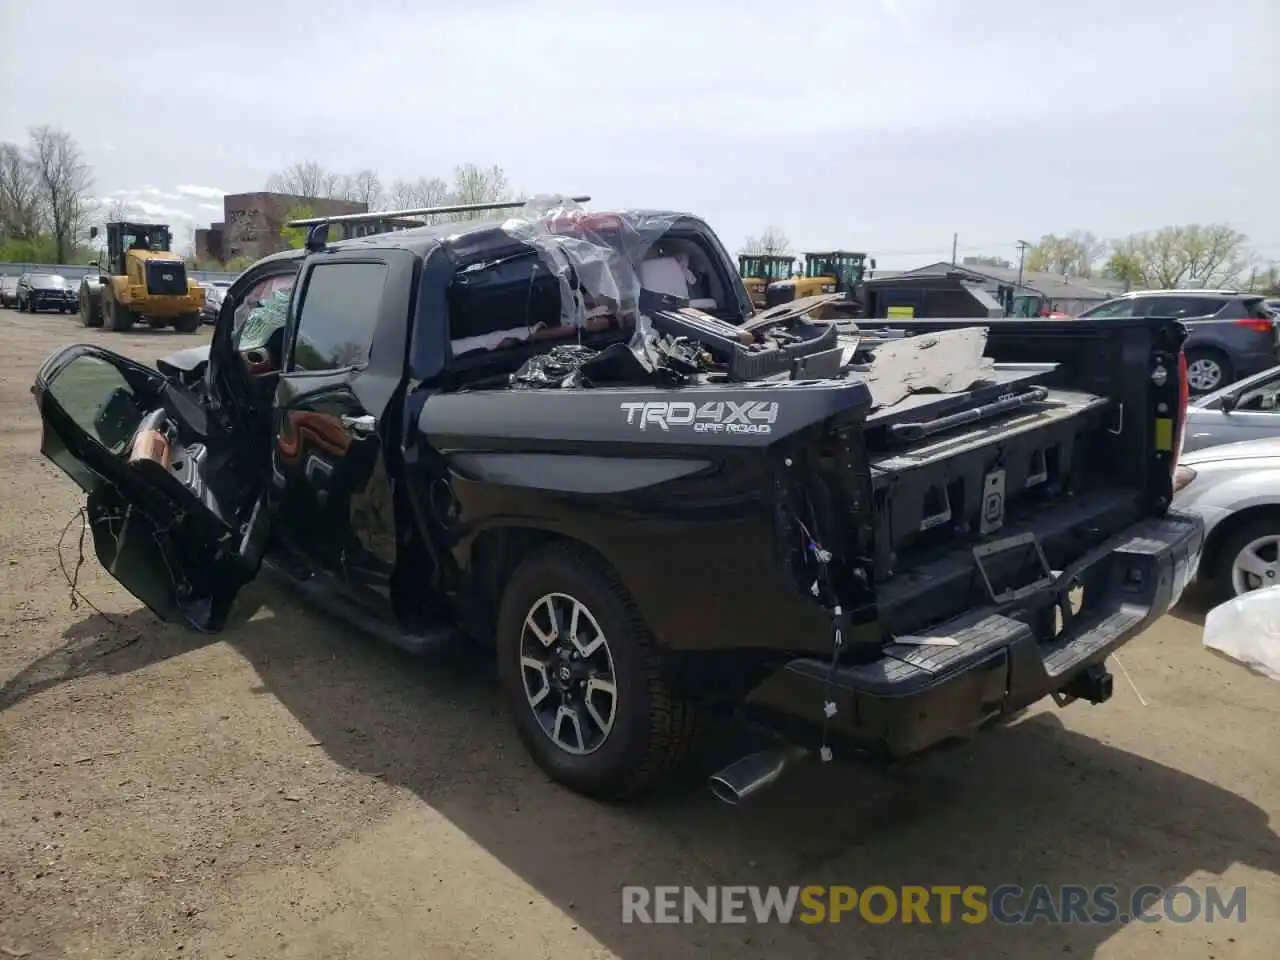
(1077, 290), (1278, 394)
(16, 273), (77, 314)
(29, 201), (1202, 804)
(0, 276), (18, 308)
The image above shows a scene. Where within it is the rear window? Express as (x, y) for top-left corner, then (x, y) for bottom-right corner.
(1141, 296), (1227, 318)
(1078, 297), (1139, 318)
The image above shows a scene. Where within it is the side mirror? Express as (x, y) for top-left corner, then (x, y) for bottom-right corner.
(1220, 393), (1237, 413)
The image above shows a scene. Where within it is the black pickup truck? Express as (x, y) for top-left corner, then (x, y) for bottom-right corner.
(32, 198), (1203, 804)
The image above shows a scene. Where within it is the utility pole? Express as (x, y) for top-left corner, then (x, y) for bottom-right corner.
(951, 233), (958, 264)
(1016, 240), (1031, 289)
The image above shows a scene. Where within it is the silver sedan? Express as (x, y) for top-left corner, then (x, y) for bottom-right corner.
(1182, 364), (1280, 454)
(1173, 435), (1280, 604)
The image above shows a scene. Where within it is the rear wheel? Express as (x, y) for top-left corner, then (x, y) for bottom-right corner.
(495, 543), (701, 800)
(172, 312), (201, 333)
(1185, 349), (1232, 395)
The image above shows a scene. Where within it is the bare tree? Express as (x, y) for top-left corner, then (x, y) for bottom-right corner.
(1105, 224), (1250, 289)
(1026, 231), (1104, 277)
(446, 163), (516, 221)
(266, 160), (344, 200)
(27, 126), (93, 263)
(104, 197), (135, 222)
(741, 226), (791, 256)
(345, 169), (383, 209)
(0, 142), (43, 241)
(384, 176), (451, 218)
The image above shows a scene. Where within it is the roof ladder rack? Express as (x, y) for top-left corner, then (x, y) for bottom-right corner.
(290, 195), (592, 252)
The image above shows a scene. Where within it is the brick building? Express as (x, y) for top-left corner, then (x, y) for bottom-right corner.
(195, 192), (368, 263)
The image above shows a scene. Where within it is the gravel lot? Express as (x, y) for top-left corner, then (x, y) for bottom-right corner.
(1, 308), (1277, 960)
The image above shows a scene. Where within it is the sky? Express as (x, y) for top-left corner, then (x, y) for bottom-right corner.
(1, 0), (1277, 267)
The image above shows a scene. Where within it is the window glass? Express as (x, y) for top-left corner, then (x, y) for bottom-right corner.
(48, 355), (143, 455)
(1079, 297), (1137, 318)
(232, 270), (300, 351)
(293, 262), (388, 372)
(1236, 374), (1280, 412)
(1146, 296), (1226, 318)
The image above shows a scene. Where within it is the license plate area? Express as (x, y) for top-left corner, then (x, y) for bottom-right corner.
(973, 531), (1054, 604)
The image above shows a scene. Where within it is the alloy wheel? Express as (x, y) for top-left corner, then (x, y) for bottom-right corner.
(1186, 357), (1224, 392)
(519, 592), (618, 756)
(1230, 534), (1280, 596)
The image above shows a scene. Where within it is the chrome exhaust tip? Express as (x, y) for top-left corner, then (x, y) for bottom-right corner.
(708, 746), (808, 805)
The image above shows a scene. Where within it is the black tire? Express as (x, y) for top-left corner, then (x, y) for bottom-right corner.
(1184, 348), (1233, 395)
(495, 542), (701, 800)
(102, 293), (136, 332)
(172, 312), (201, 333)
(1210, 520), (1280, 606)
(79, 286), (102, 328)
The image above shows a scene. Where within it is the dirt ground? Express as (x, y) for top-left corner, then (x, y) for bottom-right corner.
(0, 308), (1277, 960)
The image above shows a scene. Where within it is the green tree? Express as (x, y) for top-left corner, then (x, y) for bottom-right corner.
(1104, 224), (1250, 289)
(1026, 231), (1104, 277)
(280, 204), (316, 249)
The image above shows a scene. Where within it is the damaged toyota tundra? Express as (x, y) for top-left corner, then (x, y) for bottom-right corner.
(32, 197), (1203, 804)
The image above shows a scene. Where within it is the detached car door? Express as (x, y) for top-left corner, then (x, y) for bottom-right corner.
(32, 342), (272, 632)
(268, 250), (415, 618)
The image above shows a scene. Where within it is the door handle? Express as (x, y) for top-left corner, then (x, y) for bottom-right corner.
(341, 413), (376, 435)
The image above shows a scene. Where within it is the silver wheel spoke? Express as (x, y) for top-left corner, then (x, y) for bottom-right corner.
(525, 607), (557, 647)
(521, 656), (552, 707)
(584, 677), (617, 736)
(1236, 549), (1271, 579)
(554, 706), (586, 752)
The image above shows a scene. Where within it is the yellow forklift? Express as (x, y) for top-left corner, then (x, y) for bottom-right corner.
(737, 253), (796, 309)
(765, 250), (874, 317)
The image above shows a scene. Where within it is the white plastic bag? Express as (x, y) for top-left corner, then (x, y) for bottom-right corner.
(1203, 585), (1280, 681)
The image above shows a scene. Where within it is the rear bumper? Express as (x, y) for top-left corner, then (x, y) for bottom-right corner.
(743, 511), (1203, 758)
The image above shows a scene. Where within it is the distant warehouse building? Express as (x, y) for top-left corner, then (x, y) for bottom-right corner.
(195, 192), (368, 263)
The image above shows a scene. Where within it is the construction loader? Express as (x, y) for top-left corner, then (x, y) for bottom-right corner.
(764, 250), (873, 318)
(737, 253), (796, 309)
(79, 221), (204, 332)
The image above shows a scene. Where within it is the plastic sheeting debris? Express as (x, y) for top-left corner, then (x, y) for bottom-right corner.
(1203, 585), (1280, 681)
(501, 196), (683, 363)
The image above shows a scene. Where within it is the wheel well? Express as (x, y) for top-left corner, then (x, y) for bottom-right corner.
(1200, 505), (1280, 579)
(469, 527), (610, 636)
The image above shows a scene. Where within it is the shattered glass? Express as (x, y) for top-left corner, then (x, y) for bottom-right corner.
(234, 288), (292, 352)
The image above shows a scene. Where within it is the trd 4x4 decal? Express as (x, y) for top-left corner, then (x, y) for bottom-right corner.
(620, 400), (779, 435)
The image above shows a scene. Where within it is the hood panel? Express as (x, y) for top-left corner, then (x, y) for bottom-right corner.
(1181, 436), (1280, 465)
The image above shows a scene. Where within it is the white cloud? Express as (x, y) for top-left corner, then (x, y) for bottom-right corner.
(197, 202), (222, 212)
(134, 201), (193, 221)
(175, 184), (227, 199)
